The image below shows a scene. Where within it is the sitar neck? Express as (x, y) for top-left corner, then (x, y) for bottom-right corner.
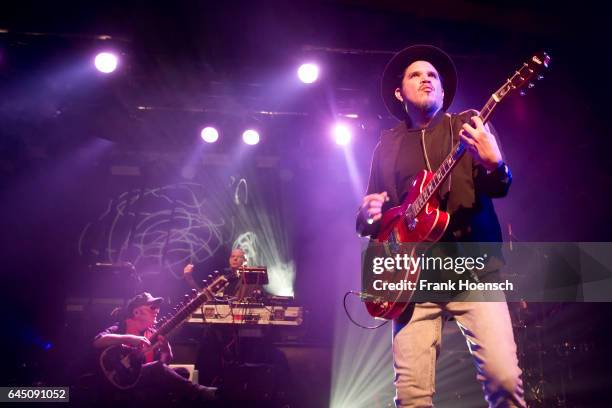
(146, 275), (227, 344)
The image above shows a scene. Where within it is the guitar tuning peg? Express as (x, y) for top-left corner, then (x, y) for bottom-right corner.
(537, 74), (544, 80)
(208, 274), (213, 280)
(191, 288), (198, 294)
(202, 280), (208, 286)
(519, 90), (527, 96)
(528, 82), (535, 89)
(213, 270), (219, 275)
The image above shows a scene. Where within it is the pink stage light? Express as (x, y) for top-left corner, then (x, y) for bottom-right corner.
(200, 127), (219, 143)
(332, 123), (352, 146)
(242, 129), (260, 145)
(297, 63), (319, 84)
(94, 52), (119, 73)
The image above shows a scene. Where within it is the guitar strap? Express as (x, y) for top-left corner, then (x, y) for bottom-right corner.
(443, 113), (454, 199)
(420, 113), (455, 202)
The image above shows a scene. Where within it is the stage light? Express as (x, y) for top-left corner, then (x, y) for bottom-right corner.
(330, 297), (395, 408)
(200, 127), (219, 143)
(242, 129), (260, 145)
(94, 52), (119, 73)
(333, 123), (352, 146)
(297, 63), (319, 84)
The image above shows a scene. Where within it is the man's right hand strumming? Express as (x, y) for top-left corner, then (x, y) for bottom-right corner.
(359, 191), (388, 224)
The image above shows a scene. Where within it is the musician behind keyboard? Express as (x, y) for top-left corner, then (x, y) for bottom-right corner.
(183, 247), (264, 301)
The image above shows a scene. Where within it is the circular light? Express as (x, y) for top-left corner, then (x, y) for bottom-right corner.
(94, 52), (119, 73)
(200, 127), (219, 143)
(242, 129), (260, 145)
(333, 123), (351, 146)
(297, 63), (319, 84)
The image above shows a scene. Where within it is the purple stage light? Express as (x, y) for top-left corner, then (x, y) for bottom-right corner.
(201, 126), (219, 143)
(242, 129), (260, 145)
(332, 123), (352, 146)
(297, 63), (319, 84)
(94, 52), (119, 73)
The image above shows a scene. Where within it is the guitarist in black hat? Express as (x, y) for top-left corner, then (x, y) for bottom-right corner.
(356, 45), (525, 407)
(93, 292), (218, 404)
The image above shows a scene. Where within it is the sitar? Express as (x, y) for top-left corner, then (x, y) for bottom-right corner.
(365, 52), (550, 320)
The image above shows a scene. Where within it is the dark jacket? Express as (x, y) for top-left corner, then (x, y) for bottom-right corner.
(356, 109), (511, 243)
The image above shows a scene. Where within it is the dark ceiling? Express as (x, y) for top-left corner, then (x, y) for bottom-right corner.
(0, 1), (608, 159)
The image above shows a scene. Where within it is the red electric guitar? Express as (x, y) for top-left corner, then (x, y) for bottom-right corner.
(365, 52), (550, 320)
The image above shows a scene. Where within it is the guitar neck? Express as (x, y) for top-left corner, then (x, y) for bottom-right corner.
(435, 94), (499, 185)
(406, 91), (502, 219)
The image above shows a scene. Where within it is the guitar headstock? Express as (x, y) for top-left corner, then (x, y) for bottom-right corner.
(495, 51), (550, 100)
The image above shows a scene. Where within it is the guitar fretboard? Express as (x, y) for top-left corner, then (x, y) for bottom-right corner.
(404, 81), (512, 220)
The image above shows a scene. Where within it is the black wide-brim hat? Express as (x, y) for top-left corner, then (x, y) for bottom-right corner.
(381, 44), (457, 121)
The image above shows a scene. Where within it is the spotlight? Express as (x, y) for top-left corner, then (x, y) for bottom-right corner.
(94, 52), (119, 73)
(242, 129), (260, 145)
(332, 123), (352, 146)
(200, 126), (219, 143)
(297, 63), (319, 84)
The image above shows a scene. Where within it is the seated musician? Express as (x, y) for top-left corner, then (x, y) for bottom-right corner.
(93, 292), (218, 404)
